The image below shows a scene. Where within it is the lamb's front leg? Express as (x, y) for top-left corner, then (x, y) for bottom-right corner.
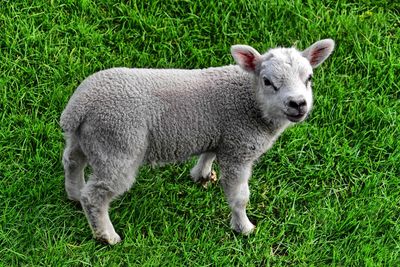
(219, 161), (255, 235)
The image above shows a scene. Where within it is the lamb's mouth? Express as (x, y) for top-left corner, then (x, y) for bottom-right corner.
(285, 113), (306, 122)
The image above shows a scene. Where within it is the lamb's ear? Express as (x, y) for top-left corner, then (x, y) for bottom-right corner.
(231, 45), (261, 73)
(302, 39), (335, 68)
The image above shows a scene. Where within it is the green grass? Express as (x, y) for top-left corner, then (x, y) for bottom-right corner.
(1, 0), (399, 265)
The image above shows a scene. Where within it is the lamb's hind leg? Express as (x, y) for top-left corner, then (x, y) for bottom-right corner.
(62, 133), (87, 202)
(80, 158), (140, 245)
(190, 152), (217, 185)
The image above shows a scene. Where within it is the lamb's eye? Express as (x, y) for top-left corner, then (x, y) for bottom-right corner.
(263, 77), (272, 86)
(263, 77), (278, 91)
(306, 74), (313, 85)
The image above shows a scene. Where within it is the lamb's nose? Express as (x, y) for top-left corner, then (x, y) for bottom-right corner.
(288, 99), (306, 111)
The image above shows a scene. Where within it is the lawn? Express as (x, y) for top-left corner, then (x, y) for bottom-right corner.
(0, 0), (399, 266)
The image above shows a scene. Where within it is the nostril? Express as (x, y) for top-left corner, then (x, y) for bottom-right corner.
(298, 100), (306, 108)
(288, 99), (306, 110)
(288, 100), (299, 109)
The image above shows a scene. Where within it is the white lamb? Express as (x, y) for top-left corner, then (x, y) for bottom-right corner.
(60, 39), (335, 244)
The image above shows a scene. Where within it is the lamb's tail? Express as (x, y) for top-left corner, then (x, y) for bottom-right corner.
(59, 97), (87, 133)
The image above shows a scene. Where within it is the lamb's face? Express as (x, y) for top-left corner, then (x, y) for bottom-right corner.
(231, 39), (335, 124)
(256, 49), (313, 123)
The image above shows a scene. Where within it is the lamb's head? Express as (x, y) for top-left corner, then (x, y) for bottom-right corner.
(231, 39), (334, 123)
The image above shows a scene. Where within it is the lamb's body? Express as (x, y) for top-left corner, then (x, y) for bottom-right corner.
(61, 66), (282, 166)
(61, 40), (334, 244)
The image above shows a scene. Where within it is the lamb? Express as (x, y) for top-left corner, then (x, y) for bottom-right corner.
(60, 39), (334, 244)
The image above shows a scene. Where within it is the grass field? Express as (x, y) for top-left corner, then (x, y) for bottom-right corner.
(1, 0), (399, 266)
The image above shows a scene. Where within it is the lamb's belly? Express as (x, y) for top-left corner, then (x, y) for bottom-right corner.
(144, 135), (213, 165)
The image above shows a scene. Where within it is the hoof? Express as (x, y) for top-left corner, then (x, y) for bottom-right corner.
(201, 170), (218, 188)
(96, 232), (122, 245)
(241, 224), (256, 236)
(231, 219), (255, 235)
(209, 170), (217, 182)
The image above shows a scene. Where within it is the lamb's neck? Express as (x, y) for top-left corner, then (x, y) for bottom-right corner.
(263, 117), (292, 136)
(203, 65), (291, 136)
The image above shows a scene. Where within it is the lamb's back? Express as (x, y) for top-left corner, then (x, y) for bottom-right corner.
(61, 65), (246, 130)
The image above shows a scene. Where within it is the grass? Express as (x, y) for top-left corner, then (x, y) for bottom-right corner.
(0, 0), (399, 265)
